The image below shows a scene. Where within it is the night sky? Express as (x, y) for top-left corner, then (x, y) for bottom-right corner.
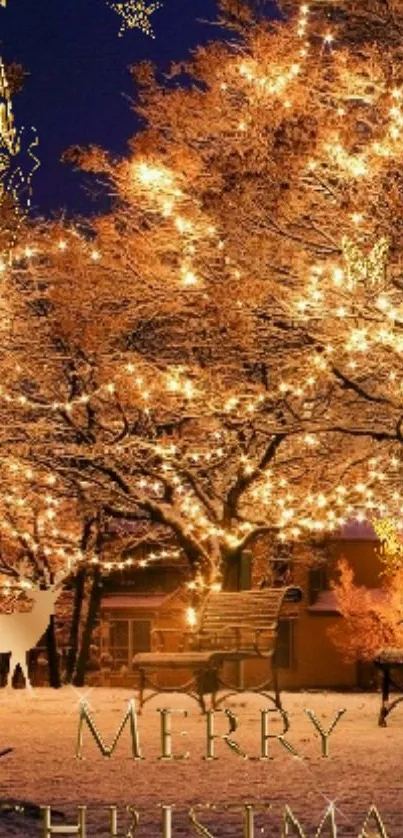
(0, 0), (223, 217)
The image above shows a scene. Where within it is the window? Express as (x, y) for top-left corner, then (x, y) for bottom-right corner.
(276, 619), (293, 669)
(131, 620), (151, 654)
(109, 619), (151, 670)
(110, 620), (130, 671)
(308, 565), (328, 605)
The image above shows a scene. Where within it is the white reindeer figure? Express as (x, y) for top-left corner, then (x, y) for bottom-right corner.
(0, 574), (65, 688)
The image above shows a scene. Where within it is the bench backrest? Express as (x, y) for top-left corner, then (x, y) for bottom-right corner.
(198, 587), (302, 652)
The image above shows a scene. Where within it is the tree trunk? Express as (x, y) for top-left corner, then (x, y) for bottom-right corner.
(222, 547), (241, 590)
(46, 615), (61, 688)
(65, 566), (87, 683)
(73, 566), (102, 687)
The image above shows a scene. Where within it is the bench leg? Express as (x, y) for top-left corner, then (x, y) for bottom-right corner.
(379, 666), (390, 727)
(195, 670), (207, 714)
(211, 687), (218, 711)
(138, 669), (146, 715)
(198, 693), (207, 714)
(210, 668), (220, 712)
(272, 655), (282, 711)
(195, 667), (222, 714)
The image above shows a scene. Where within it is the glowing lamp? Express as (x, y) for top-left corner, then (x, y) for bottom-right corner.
(186, 606), (197, 628)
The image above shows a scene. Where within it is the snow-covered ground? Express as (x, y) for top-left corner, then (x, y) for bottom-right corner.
(0, 688), (401, 836)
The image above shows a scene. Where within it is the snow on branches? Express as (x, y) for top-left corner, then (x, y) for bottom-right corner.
(3, 2), (403, 589)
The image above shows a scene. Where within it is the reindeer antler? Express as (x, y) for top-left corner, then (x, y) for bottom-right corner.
(50, 566), (70, 590)
(0, 563), (33, 590)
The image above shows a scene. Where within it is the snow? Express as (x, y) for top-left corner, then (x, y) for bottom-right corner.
(0, 688), (402, 836)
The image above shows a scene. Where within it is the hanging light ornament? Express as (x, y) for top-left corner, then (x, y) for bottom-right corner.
(107, 0), (163, 38)
(341, 237), (390, 290)
(0, 57), (40, 260)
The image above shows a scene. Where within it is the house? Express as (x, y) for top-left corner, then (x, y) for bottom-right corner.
(98, 558), (190, 686)
(279, 521), (383, 690)
(96, 521), (384, 690)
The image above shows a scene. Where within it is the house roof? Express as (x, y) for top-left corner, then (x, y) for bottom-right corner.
(101, 594), (170, 611)
(308, 587), (387, 614)
(337, 520), (378, 540)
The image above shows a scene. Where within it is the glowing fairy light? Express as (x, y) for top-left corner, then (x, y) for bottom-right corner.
(181, 267), (198, 286)
(135, 161), (174, 189)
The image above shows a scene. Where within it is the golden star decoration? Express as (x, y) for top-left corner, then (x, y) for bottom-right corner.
(108, 0), (163, 38)
(0, 56), (20, 211)
(0, 58), (18, 159)
(341, 236), (390, 290)
(373, 518), (403, 573)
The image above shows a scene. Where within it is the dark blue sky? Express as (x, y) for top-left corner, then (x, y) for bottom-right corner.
(0, 0), (222, 216)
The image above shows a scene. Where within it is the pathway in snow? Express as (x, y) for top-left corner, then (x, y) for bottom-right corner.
(0, 689), (401, 836)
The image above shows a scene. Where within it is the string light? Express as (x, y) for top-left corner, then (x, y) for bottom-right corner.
(100, 548), (184, 573)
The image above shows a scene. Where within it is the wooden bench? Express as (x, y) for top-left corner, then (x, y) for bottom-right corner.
(374, 648), (403, 725)
(132, 586), (302, 713)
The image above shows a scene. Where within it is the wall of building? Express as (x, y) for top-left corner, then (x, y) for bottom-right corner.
(282, 613), (356, 688)
(217, 535), (382, 690)
(282, 535), (381, 689)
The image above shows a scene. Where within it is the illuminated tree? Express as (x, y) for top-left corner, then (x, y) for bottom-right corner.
(54, 2), (403, 559)
(330, 519), (403, 663)
(329, 558), (403, 663)
(0, 219), (363, 591)
(5, 2), (403, 570)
